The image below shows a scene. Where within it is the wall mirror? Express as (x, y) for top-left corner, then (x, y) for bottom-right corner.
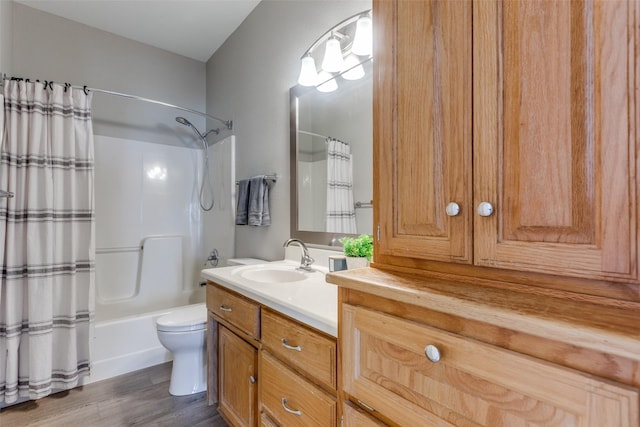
(289, 58), (372, 246)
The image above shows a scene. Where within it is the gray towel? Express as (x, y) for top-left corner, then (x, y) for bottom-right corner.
(248, 176), (271, 226)
(235, 179), (250, 225)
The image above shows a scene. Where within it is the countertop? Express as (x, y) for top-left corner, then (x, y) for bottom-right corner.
(326, 266), (640, 362)
(202, 260), (337, 336)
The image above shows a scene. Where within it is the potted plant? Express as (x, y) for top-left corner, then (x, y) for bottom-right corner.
(339, 234), (373, 269)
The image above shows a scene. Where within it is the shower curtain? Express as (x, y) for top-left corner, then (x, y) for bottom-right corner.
(326, 138), (357, 234)
(0, 80), (95, 404)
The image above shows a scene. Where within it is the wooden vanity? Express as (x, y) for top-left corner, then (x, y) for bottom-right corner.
(206, 282), (338, 427)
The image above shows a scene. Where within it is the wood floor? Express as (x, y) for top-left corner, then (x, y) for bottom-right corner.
(0, 363), (228, 427)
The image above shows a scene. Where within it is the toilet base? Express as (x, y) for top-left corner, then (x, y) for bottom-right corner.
(168, 347), (207, 396)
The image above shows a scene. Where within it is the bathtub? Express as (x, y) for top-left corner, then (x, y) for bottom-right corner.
(84, 234), (205, 385)
(82, 304), (199, 386)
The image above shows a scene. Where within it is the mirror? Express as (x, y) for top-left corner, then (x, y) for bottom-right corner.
(290, 60), (373, 246)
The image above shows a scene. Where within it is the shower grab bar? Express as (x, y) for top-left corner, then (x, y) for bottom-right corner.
(355, 201), (373, 209)
(96, 246), (141, 254)
(0, 190), (14, 198)
(96, 235), (184, 255)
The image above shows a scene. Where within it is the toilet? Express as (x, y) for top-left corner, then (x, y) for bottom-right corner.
(156, 257), (265, 396)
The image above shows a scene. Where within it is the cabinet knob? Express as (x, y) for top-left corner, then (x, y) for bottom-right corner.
(424, 344), (441, 363)
(445, 202), (461, 217)
(249, 375), (256, 384)
(281, 398), (303, 416)
(477, 202), (494, 217)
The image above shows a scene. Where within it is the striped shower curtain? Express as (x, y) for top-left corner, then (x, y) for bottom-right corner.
(0, 79), (95, 404)
(326, 138), (357, 233)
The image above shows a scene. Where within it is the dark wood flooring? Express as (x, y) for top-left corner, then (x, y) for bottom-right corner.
(0, 363), (227, 427)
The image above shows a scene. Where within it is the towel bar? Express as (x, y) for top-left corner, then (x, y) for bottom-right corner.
(235, 174), (277, 185)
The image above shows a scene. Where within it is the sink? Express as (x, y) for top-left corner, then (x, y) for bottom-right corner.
(235, 265), (308, 283)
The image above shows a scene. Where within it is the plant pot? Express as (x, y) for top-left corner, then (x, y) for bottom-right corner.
(345, 256), (369, 270)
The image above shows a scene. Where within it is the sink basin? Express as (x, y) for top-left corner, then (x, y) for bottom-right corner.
(236, 265), (308, 283)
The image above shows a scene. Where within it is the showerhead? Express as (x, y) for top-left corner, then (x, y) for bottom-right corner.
(176, 116), (193, 127)
(176, 116), (220, 137)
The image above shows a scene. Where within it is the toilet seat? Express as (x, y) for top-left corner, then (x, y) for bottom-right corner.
(157, 303), (207, 333)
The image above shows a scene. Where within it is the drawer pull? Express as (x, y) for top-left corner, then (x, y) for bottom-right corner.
(281, 338), (302, 352)
(358, 400), (376, 412)
(219, 304), (233, 312)
(424, 344), (441, 362)
(281, 398), (302, 416)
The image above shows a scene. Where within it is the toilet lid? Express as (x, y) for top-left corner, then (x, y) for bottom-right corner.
(157, 303), (207, 332)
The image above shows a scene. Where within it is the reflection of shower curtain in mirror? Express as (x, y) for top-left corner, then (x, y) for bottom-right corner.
(326, 138), (356, 233)
(0, 80), (95, 404)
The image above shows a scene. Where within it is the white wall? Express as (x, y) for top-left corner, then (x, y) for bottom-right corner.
(0, 0), (12, 74)
(10, 2), (206, 147)
(206, 0), (371, 261)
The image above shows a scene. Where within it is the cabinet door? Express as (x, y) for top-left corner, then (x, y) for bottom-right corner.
(375, 0), (473, 264)
(474, 0), (638, 282)
(219, 325), (258, 427)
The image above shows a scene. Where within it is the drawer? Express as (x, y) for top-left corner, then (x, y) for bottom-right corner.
(207, 284), (260, 339)
(260, 413), (278, 427)
(261, 308), (336, 390)
(259, 351), (337, 427)
(342, 304), (640, 427)
(342, 401), (388, 426)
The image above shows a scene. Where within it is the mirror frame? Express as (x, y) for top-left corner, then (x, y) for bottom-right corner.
(289, 84), (360, 247)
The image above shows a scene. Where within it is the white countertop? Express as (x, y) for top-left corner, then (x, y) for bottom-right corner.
(201, 260), (338, 337)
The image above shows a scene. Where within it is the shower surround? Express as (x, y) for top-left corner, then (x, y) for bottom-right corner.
(87, 134), (235, 384)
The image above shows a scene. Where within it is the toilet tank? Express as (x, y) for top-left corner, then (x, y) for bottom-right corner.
(226, 258), (265, 266)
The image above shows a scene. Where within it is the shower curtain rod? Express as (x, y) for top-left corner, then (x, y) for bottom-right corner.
(0, 74), (233, 130)
(298, 130), (348, 144)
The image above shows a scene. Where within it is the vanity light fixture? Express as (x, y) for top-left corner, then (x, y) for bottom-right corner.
(341, 54), (365, 81)
(296, 9), (372, 90)
(321, 35), (346, 73)
(351, 15), (372, 56)
(317, 71), (338, 93)
(298, 55), (318, 86)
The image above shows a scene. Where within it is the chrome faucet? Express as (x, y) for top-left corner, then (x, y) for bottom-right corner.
(283, 238), (315, 271)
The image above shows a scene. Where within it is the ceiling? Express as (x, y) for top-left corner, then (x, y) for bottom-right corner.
(14, 0), (262, 62)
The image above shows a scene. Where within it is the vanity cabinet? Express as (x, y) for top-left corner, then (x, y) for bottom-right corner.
(206, 283), (338, 427)
(329, 272), (640, 427)
(374, 0), (639, 285)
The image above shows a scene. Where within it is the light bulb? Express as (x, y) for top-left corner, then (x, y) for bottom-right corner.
(352, 15), (372, 56)
(321, 37), (345, 73)
(317, 71), (338, 93)
(298, 55), (318, 86)
(341, 55), (365, 80)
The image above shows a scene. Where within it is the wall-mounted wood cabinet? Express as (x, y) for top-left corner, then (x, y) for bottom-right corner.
(374, 0), (639, 285)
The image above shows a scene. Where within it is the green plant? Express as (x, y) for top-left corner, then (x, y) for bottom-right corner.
(339, 234), (373, 261)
